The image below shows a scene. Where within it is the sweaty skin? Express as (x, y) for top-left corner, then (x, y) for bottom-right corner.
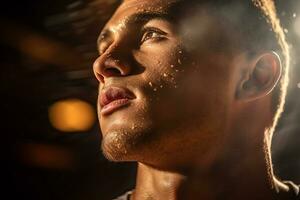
(93, 0), (283, 199)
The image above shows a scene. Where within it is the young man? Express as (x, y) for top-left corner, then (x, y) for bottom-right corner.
(93, 0), (299, 199)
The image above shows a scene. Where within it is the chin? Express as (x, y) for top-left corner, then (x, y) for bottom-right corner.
(100, 124), (151, 162)
(99, 103), (155, 161)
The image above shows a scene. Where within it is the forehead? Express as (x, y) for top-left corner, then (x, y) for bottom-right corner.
(105, 0), (180, 27)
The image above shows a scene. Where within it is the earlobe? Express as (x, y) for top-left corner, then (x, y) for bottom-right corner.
(236, 51), (282, 102)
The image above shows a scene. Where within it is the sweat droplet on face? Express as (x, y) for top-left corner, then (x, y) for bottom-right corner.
(163, 73), (168, 77)
(149, 82), (153, 87)
(131, 124), (137, 130)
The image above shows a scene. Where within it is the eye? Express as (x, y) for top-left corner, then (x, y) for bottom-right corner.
(141, 27), (166, 44)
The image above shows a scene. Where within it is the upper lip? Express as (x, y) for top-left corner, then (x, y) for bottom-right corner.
(99, 86), (136, 107)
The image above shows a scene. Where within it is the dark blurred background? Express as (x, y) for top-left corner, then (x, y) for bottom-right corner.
(1, 0), (299, 200)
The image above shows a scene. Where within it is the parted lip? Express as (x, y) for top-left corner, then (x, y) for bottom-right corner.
(99, 86), (136, 108)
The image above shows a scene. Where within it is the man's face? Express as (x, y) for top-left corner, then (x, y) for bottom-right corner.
(93, 0), (242, 166)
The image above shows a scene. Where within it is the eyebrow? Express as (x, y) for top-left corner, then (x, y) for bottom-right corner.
(97, 11), (171, 47)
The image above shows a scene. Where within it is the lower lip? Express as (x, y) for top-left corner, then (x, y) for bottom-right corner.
(101, 98), (131, 116)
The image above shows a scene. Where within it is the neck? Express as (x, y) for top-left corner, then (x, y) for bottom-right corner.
(131, 137), (275, 200)
(131, 100), (278, 200)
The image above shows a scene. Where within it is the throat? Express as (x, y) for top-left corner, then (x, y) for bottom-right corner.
(132, 149), (275, 200)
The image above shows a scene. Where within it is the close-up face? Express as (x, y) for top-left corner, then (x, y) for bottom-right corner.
(93, 0), (245, 165)
(5, 0), (300, 199)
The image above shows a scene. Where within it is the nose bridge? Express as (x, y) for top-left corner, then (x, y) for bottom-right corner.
(108, 27), (131, 57)
(106, 38), (125, 59)
(93, 31), (132, 83)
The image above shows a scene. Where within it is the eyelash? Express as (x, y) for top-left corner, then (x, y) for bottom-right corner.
(140, 27), (167, 44)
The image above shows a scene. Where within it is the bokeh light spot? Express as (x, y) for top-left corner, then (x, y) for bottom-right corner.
(49, 99), (96, 132)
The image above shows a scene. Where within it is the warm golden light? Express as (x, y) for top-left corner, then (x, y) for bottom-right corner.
(49, 99), (96, 132)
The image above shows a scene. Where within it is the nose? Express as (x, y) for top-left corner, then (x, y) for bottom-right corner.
(93, 45), (132, 84)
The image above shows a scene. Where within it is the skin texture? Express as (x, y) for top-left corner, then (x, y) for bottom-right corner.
(93, 0), (284, 199)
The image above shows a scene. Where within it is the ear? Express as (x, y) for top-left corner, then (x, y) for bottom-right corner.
(236, 52), (282, 102)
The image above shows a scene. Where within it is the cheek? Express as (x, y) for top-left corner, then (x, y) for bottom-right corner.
(129, 44), (187, 124)
(136, 43), (185, 91)
(168, 58), (233, 124)
(184, 71), (228, 113)
(180, 59), (235, 128)
(135, 43), (233, 130)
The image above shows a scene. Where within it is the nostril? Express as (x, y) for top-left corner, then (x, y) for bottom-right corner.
(104, 67), (122, 76)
